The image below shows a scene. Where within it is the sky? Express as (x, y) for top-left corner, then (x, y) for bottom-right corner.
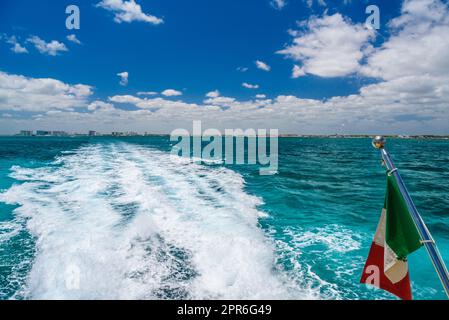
(0, 0), (448, 135)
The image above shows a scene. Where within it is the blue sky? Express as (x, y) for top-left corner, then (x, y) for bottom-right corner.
(1, 0), (448, 134)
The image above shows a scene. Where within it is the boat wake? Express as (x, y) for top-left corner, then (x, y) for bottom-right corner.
(0, 142), (326, 299)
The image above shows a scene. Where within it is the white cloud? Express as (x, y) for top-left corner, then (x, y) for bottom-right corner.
(256, 94), (267, 99)
(306, 0), (326, 7)
(88, 100), (114, 111)
(66, 34), (82, 45)
(255, 60), (271, 72)
(2, 73), (449, 135)
(271, 0), (286, 10)
(117, 71), (129, 86)
(292, 65), (306, 78)
(0, 71), (92, 112)
(11, 42), (28, 54)
(278, 14), (374, 77)
(2, 1), (449, 135)
(27, 36), (68, 56)
(361, 0), (449, 81)
(4, 35), (28, 54)
(97, 0), (163, 25)
(206, 90), (220, 98)
(242, 82), (259, 89)
(237, 66), (249, 72)
(109, 95), (198, 111)
(137, 91), (158, 96)
(203, 95), (236, 107)
(161, 89), (182, 97)
(108, 94), (141, 105)
(271, 0), (328, 10)
(389, 0), (447, 28)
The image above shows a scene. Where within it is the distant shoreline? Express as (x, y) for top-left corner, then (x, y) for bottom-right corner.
(1, 134), (449, 140)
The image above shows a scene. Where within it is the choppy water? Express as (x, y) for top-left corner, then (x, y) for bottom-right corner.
(0, 136), (448, 300)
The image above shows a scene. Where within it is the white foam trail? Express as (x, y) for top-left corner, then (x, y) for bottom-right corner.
(0, 143), (322, 299)
(284, 225), (362, 254)
(0, 221), (22, 245)
(271, 225), (365, 300)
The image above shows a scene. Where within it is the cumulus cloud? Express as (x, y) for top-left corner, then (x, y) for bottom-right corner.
(291, 65), (306, 78)
(27, 36), (68, 56)
(4, 35), (28, 54)
(242, 82), (259, 89)
(2, 76), (449, 135)
(306, 0), (326, 7)
(97, 0), (163, 25)
(2, 1), (449, 136)
(237, 66), (249, 72)
(109, 95), (198, 111)
(255, 60), (271, 72)
(271, 0), (328, 10)
(278, 14), (374, 77)
(137, 91), (158, 96)
(0, 71), (92, 112)
(108, 94), (142, 105)
(203, 95), (237, 107)
(256, 94), (267, 99)
(206, 90), (220, 98)
(10, 80), (444, 135)
(360, 0), (449, 81)
(117, 71), (129, 86)
(88, 100), (114, 111)
(271, 0), (286, 10)
(66, 34), (82, 45)
(161, 89), (183, 97)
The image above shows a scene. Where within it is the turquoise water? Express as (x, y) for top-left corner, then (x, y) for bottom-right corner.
(0, 136), (448, 299)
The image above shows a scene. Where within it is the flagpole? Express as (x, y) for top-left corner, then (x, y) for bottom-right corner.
(372, 136), (449, 298)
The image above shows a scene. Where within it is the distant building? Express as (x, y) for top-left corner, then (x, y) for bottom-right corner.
(89, 131), (97, 136)
(36, 130), (51, 136)
(111, 132), (141, 136)
(51, 131), (68, 136)
(19, 130), (33, 136)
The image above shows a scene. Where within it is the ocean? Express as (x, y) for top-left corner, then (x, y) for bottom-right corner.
(0, 136), (448, 300)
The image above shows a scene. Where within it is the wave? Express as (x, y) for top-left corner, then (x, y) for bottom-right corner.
(270, 225), (365, 300)
(0, 142), (324, 299)
(0, 221), (22, 244)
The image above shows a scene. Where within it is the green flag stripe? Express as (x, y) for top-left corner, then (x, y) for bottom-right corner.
(385, 174), (422, 259)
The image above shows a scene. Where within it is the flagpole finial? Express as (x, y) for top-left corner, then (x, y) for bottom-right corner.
(372, 135), (386, 149)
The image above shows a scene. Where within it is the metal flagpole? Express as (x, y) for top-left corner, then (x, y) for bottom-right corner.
(372, 136), (449, 298)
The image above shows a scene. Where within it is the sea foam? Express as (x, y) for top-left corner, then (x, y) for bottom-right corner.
(0, 142), (320, 299)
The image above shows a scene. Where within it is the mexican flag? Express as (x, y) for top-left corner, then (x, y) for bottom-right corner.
(360, 174), (422, 300)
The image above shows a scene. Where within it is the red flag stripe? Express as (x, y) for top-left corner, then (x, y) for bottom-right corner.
(360, 241), (412, 300)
